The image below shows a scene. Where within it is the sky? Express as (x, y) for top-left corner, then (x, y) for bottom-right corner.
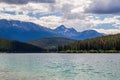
(0, 0), (120, 34)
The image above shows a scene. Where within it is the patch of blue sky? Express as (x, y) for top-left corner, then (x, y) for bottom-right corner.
(1, 11), (16, 15)
(93, 23), (118, 30)
(27, 12), (62, 19)
(89, 14), (114, 20)
(97, 14), (113, 20)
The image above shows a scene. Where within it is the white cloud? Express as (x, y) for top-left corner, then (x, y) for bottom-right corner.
(94, 29), (120, 34)
(0, 3), (51, 14)
(53, 0), (91, 19)
(88, 15), (120, 29)
(38, 16), (63, 29)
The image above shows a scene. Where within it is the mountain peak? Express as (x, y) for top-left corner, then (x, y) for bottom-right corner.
(54, 25), (78, 38)
(56, 25), (67, 30)
(77, 30), (103, 40)
(55, 25), (77, 33)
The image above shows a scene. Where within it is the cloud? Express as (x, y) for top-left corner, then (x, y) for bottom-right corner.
(89, 15), (120, 34)
(0, 3), (51, 14)
(89, 15), (120, 28)
(94, 29), (120, 34)
(86, 0), (120, 14)
(0, 12), (63, 29)
(0, 0), (120, 34)
(38, 16), (63, 28)
(0, 0), (55, 4)
(53, 0), (91, 19)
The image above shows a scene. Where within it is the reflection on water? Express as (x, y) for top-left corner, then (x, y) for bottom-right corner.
(0, 54), (120, 80)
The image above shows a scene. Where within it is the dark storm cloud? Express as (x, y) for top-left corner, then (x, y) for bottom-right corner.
(0, 0), (55, 4)
(86, 0), (120, 14)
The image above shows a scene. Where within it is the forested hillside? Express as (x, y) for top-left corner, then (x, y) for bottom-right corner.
(28, 37), (75, 49)
(58, 34), (120, 53)
(0, 38), (45, 53)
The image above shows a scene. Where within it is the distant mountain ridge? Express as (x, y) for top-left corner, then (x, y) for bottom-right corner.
(54, 25), (103, 40)
(0, 19), (103, 42)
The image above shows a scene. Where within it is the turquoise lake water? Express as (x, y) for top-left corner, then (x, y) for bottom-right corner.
(0, 54), (120, 80)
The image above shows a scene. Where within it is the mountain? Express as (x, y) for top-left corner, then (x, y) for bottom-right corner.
(58, 34), (120, 53)
(0, 19), (103, 42)
(76, 30), (104, 40)
(54, 25), (78, 37)
(0, 38), (45, 53)
(54, 25), (103, 40)
(0, 19), (62, 42)
(28, 37), (76, 49)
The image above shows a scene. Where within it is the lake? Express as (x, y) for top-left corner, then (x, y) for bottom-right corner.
(0, 53), (120, 80)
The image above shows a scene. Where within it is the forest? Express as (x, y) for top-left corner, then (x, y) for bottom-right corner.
(57, 34), (120, 53)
